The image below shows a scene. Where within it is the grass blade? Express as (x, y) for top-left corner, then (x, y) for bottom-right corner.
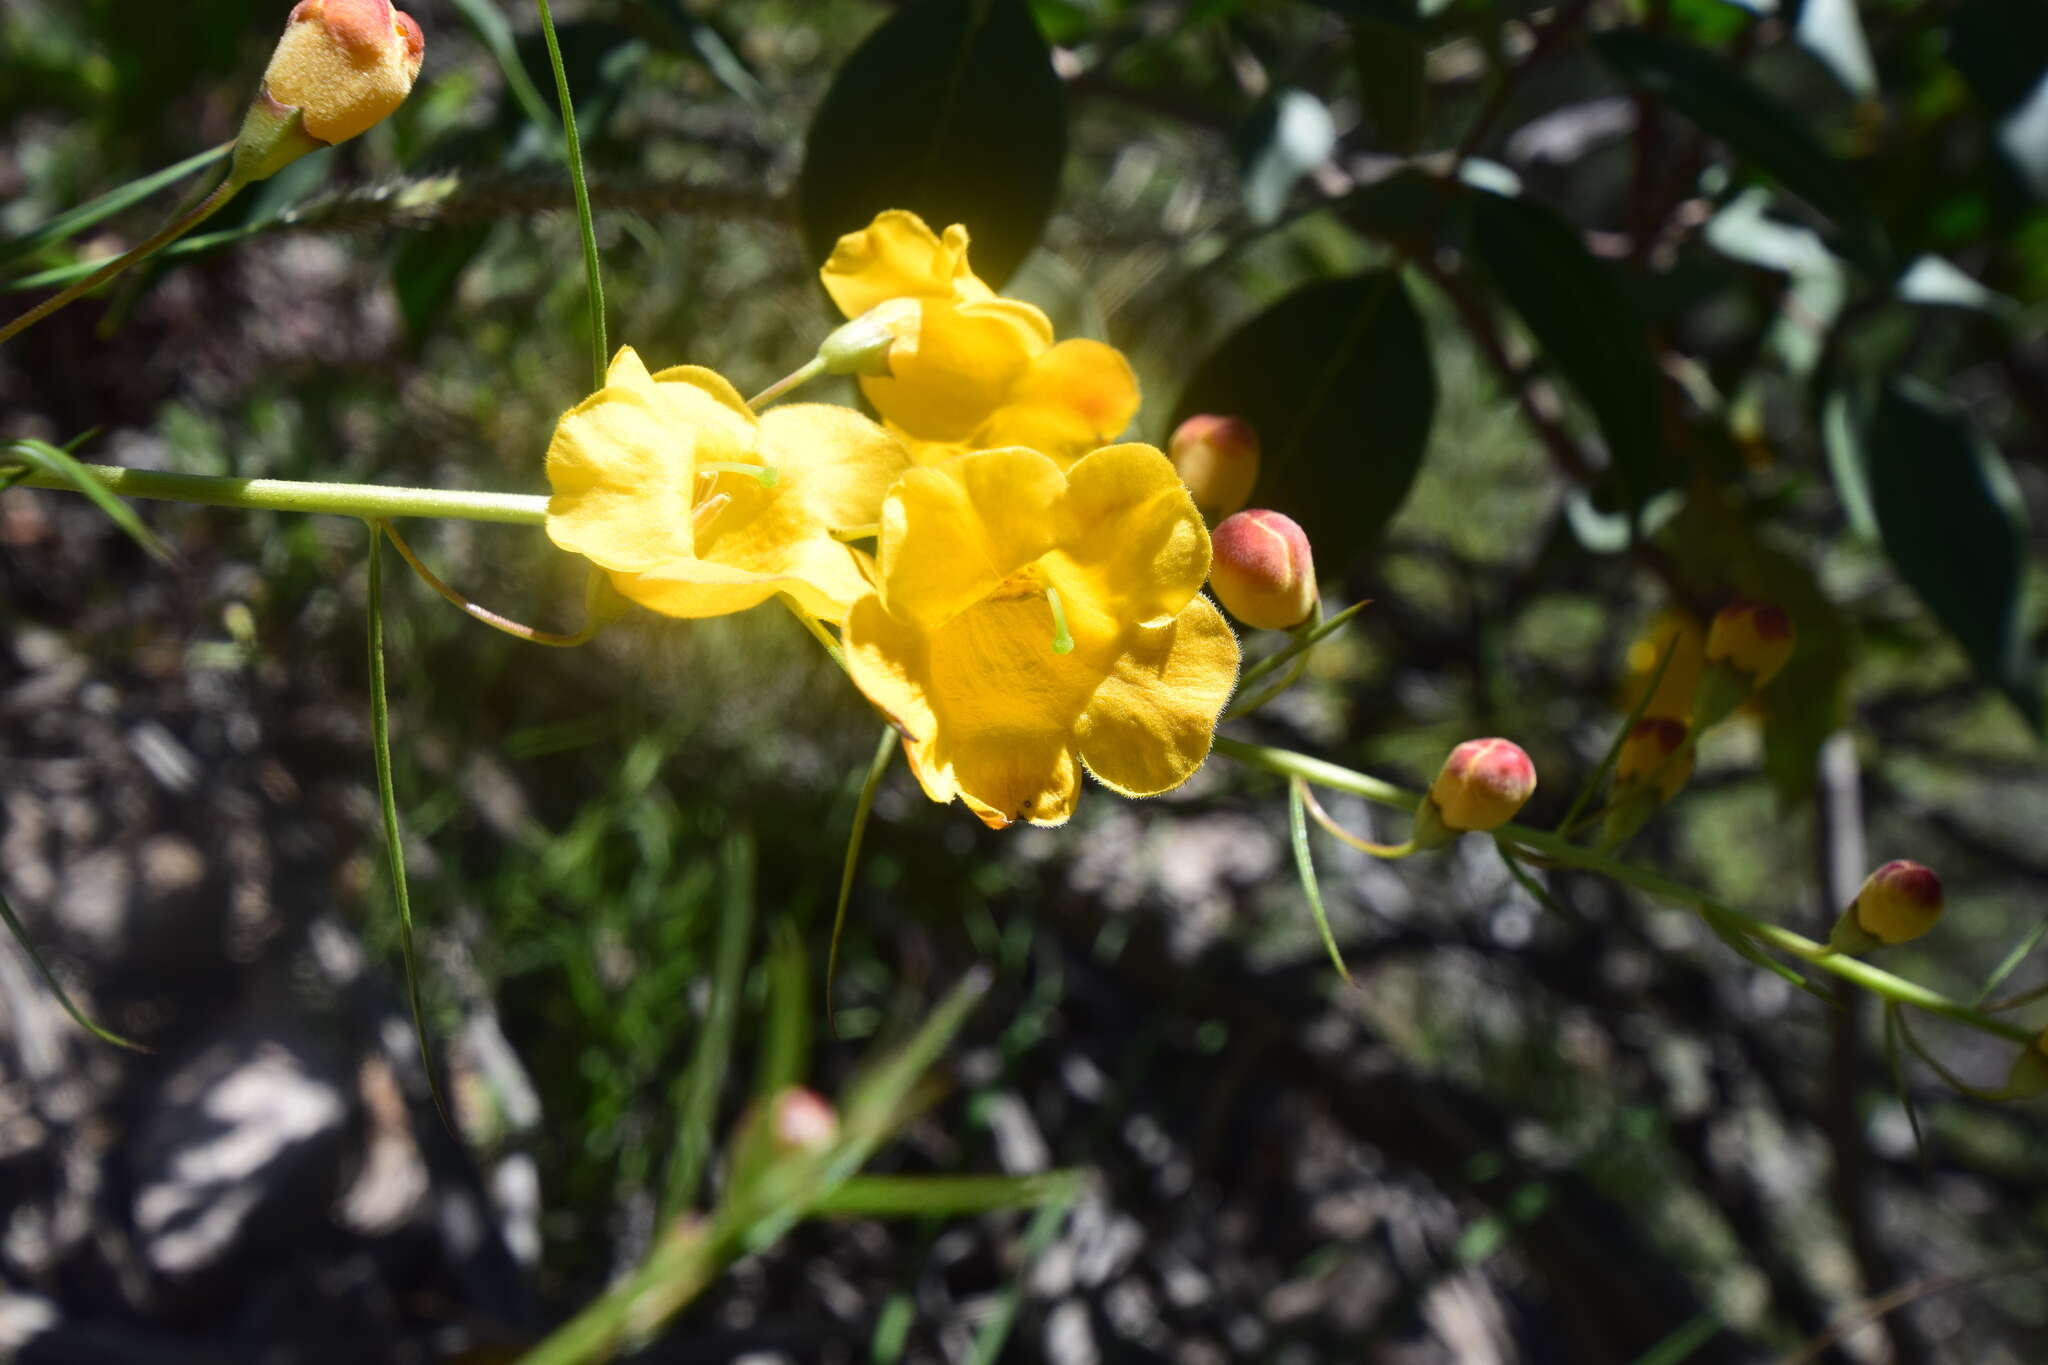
(1975, 913), (2048, 1006)
(828, 727), (898, 1032)
(533, 0), (608, 390)
(1625, 1309), (1721, 1365)
(4, 438), (170, 562)
(0, 888), (146, 1051)
(1288, 778), (1355, 987)
(812, 1170), (1084, 1218)
(367, 525), (452, 1130)
(662, 830), (757, 1221)
(0, 142), (231, 267)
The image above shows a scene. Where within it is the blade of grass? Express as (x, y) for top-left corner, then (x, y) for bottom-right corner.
(445, 0), (557, 136)
(4, 438), (170, 561)
(828, 727), (898, 1033)
(755, 920), (812, 1097)
(1975, 914), (2048, 1006)
(533, 0), (608, 390)
(1288, 778), (1355, 987)
(1625, 1309), (1721, 1365)
(812, 1170), (1084, 1218)
(366, 525), (452, 1130)
(1, 143), (232, 266)
(964, 1196), (1077, 1365)
(0, 888), (146, 1050)
(662, 830), (757, 1221)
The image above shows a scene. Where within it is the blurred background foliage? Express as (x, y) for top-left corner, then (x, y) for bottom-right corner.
(3, 0), (2048, 1361)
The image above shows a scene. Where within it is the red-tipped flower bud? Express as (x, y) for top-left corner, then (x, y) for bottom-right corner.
(1616, 715), (1693, 803)
(1169, 414), (1261, 521)
(1427, 738), (1537, 835)
(1847, 860), (1945, 946)
(262, 0), (425, 146)
(1705, 600), (1795, 688)
(1209, 509), (1316, 631)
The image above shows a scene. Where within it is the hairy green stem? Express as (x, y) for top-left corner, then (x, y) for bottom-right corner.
(1217, 736), (2037, 1045)
(14, 463), (547, 525)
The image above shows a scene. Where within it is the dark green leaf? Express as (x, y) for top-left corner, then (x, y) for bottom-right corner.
(798, 0), (1066, 288)
(1170, 271), (1435, 561)
(1351, 15), (1428, 153)
(1863, 379), (2037, 721)
(1469, 192), (1669, 512)
(1594, 30), (1883, 264)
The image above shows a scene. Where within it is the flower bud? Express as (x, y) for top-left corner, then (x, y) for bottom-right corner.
(1615, 715), (1693, 803)
(1827, 859), (1944, 953)
(765, 1087), (839, 1152)
(259, 0), (425, 147)
(1169, 414), (1260, 521)
(1705, 601), (1795, 686)
(1209, 509), (1316, 631)
(1420, 738), (1536, 842)
(818, 300), (916, 378)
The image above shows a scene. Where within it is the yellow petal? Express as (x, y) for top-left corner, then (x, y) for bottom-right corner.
(844, 591), (946, 780)
(858, 297), (1049, 442)
(973, 339), (1141, 465)
(878, 448), (1063, 629)
(1075, 595), (1239, 798)
(648, 363), (760, 461)
(820, 210), (994, 317)
(686, 403), (908, 621)
(605, 345), (655, 389)
(1043, 443), (1211, 632)
(545, 381), (698, 573)
(608, 558), (797, 620)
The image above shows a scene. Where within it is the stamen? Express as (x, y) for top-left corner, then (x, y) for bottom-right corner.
(692, 492), (731, 530)
(1045, 586), (1074, 655)
(830, 523), (881, 543)
(697, 461), (779, 488)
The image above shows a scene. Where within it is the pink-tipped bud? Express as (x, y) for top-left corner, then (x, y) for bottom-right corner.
(1616, 715), (1693, 803)
(1847, 860), (1945, 946)
(260, 0), (425, 147)
(1169, 415), (1261, 521)
(1209, 509), (1316, 631)
(1427, 738), (1537, 834)
(765, 1087), (839, 1153)
(1705, 600), (1795, 688)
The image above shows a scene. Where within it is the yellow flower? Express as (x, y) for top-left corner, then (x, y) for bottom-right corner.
(546, 347), (907, 623)
(844, 444), (1241, 829)
(819, 211), (1140, 467)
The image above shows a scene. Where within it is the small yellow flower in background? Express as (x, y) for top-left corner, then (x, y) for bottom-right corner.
(1705, 600), (1796, 687)
(546, 347), (908, 623)
(1618, 608), (1704, 719)
(263, 0), (425, 145)
(1615, 715), (1693, 803)
(844, 444), (1240, 829)
(820, 211), (1140, 467)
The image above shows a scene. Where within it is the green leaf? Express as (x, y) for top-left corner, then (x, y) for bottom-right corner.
(661, 830), (756, 1222)
(1863, 379), (2036, 722)
(0, 887), (146, 1051)
(1468, 192), (1669, 512)
(798, 0), (1066, 288)
(1170, 271), (1435, 563)
(1288, 780), (1355, 987)
(0, 142), (230, 268)
(1594, 30), (1882, 265)
(3, 438), (170, 562)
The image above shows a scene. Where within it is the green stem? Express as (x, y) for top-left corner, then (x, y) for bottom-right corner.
(534, 0), (607, 390)
(1216, 736), (2037, 1045)
(15, 463), (548, 525)
(827, 728), (898, 1034)
(0, 173), (242, 347)
(746, 356), (829, 410)
(366, 527), (454, 1131)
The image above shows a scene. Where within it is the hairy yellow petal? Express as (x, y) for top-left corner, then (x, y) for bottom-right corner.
(545, 381), (698, 573)
(1076, 595), (1239, 798)
(878, 448), (1063, 629)
(820, 210), (993, 316)
(1044, 443), (1210, 631)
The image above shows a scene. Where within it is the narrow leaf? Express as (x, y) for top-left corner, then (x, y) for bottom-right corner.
(663, 830), (757, 1221)
(0, 143), (231, 268)
(1171, 271), (1435, 564)
(1469, 192), (1668, 513)
(828, 728), (899, 1034)
(4, 438), (171, 562)
(1289, 779), (1356, 986)
(1976, 915), (2048, 1006)
(798, 0), (1066, 287)
(0, 888), (146, 1051)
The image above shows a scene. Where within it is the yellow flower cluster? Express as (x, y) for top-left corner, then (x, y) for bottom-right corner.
(542, 211), (1240, 828)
